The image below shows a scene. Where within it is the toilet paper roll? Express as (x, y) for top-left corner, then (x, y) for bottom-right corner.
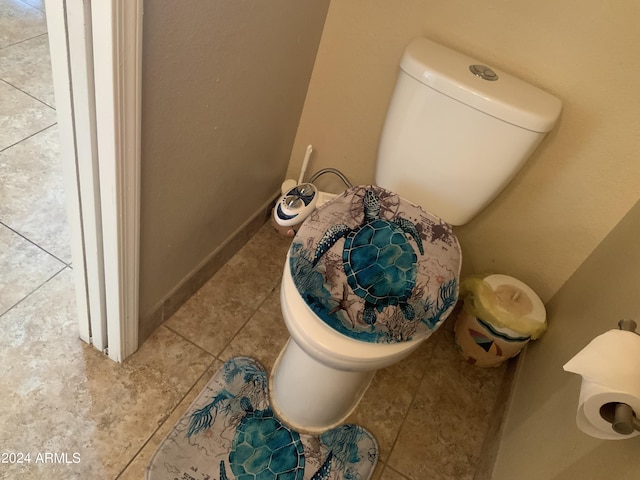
(564, 329), (640, 439)
(575, 381), (640, 439)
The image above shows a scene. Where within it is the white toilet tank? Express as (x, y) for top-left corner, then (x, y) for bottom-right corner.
(376, 38), (562, 226)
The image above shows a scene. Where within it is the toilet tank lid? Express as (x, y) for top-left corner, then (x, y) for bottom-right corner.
(400, 38), (562, 133)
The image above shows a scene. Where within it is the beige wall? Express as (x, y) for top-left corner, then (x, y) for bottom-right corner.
(140, 0), (329, 321)
(288, 0), (640, 302)
(491, 199), (640, 479)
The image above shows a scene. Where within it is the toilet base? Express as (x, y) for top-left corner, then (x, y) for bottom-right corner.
(270, 338), (375, 433)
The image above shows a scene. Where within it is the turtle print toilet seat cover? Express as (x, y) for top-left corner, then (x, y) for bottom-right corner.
(289, 185), (462, 344)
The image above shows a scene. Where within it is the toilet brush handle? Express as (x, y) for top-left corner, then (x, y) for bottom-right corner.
(298, 145), (314, 184)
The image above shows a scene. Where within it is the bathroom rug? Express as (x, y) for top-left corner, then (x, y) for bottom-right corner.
(146, 357), (378, 480)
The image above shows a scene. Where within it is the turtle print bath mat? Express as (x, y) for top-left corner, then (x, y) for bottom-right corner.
(146, 357), (378, 480)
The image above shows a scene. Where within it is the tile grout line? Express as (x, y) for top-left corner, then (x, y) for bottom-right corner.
(382, 463), (412, 480)
(15, 0), (46, 14)
(161, 323), (215, 360)
(114, 356), (219, 479)
(0, 31), (48, 52)
(0, 263), (69, 319)
(0, 76), (56, 110)
(0, 119), (58, 153)
(212, 281), (282, 363)
(161, 281), (281, 364)
(0, 220), (71, 268)
(381, 331), (446, 479)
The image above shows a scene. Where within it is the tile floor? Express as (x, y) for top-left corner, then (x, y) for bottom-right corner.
(1, 1), (507, 478)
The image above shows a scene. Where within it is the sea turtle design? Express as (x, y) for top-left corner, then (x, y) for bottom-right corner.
(312, 188), (424, 325)
(219, 397), (332, 480)
(161, 358), (377, 480)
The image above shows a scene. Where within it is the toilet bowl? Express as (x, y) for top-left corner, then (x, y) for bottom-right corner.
(270, 185), (462, 432)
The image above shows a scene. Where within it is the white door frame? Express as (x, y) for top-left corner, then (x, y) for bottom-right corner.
(45, 0), (142, 362)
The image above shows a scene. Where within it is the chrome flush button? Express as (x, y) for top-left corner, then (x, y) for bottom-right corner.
(469, 64), (499, 81)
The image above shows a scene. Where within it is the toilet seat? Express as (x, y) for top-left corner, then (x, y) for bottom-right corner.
(286, 185), (462, 350)
(281, 263), (423, 370)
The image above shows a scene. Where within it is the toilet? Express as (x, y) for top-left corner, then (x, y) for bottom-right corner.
(270, 37), (562, 433)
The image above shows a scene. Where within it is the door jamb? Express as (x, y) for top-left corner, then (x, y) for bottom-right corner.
(45, 0), (142, 362)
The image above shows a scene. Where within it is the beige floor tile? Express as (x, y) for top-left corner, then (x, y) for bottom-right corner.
(370, 462), (385, 480)
(0, 125), (70, 262)
(219, 284), (289, 372)
(380, 465), (410, 480)
(0, 0), (46, 49)
(19, 0), (44, 13)
(0, 223), (65, 315)
(165, 224), (290, 356)
(0, 269), (215, 479)
(164, 273), (264, 357)
(0, 79), (56, 151)
(346, 326), (445, 462)
(223, 221), (291, 287)
(0, 33), (55, 107)
(386, 325), (506, 480)
(118, 360), (223, 479)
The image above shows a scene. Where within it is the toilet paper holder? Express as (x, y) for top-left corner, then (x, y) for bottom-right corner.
(599, 319), (640, 435)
